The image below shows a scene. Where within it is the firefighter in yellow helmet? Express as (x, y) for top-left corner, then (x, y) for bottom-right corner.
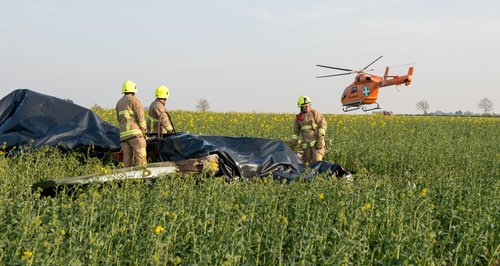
(146, 85), (175, 162)
(147, 85), (175, 137)
(115, 80), (148, 167)
(291, 95), (327, 163)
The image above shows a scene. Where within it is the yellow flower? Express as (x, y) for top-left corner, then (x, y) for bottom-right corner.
(420, 188), (428, 197)
(154, 225), (165, 235)
(152, 254), (161, 264)
(21, 251), (33, 260)
(361, 203), (372, 211)
(277, 215), (289, 225)
(59, 229), (66, 236)
(172, 256), (182, 265)
(203, 160), (218, 174)
(33, 216), (42, 227)
(318, 193), (325, 201)
(240, 214), (248, 222)
(92, 191), (100, 199)
(100, 166), (111, 175)
(337, 211), (346, 224)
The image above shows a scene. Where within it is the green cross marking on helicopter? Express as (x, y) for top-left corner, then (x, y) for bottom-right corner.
(362, 86), (370, 96)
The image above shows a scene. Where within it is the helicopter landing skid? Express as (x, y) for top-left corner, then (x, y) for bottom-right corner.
(361, 103), (381, 112)
(342, 105), (361, 112)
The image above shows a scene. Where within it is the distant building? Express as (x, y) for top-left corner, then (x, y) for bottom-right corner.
(432, 110), (478, 116)
(372, 110), (393, 115)
(433, 110), (450, 116)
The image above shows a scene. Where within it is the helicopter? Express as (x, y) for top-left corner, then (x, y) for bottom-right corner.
(316, 56), (414, 112)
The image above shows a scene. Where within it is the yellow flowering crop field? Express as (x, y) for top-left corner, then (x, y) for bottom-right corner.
(0, 110), (498, 265)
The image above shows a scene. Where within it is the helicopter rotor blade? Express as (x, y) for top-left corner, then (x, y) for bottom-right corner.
(361, 55), (383, 71)
(316, 65), (355, 72)
(364, 63), (415, 73)
(316, 72), (354, 78)
(388, 63), (415, 68)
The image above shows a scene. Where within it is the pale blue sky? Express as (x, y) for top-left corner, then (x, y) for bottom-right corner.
(1, 0), (499, 114)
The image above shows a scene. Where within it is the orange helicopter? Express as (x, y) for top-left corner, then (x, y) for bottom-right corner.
(316, 56), (414, 112)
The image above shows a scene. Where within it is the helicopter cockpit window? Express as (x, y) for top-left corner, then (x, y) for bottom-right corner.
(351, 87), (358, 93)
(342, 91), (347, 99)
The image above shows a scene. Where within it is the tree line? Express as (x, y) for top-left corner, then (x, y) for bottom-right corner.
(416, 98), (495, 116)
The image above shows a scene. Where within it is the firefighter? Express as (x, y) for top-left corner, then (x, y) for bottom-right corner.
(291, 95), (327, 163)
(147, 85), (175, 137)
(146, 85), (175, 162)
(115, 80), (147, 167)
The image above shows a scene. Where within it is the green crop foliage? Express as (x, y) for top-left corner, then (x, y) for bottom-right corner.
(1, 111), (498, 265)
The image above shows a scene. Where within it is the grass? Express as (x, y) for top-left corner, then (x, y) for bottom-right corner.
(0, 111), (498, 265)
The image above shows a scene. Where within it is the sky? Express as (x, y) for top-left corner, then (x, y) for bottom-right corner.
(1, 0), (499, 114)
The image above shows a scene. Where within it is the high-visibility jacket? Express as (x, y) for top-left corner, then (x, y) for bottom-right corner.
(292, 109), (327, 149)
(115, 94), (147, 141)
(147, 99), (174, 135)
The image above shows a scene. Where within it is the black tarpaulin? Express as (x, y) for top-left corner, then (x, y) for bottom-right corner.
(0, 89), (120, 154)
(1, 89), (349, 181)
(155, 132), (350, 181)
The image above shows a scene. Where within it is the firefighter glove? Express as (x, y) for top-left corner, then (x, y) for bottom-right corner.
(315, 135), (324, 150)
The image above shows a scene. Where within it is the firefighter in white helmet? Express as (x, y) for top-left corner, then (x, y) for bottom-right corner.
(115, 80), (148, 167)
(291, 95), (327, 163)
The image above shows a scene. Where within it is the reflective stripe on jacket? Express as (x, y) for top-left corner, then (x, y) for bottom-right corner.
(293, 109), (327, 145)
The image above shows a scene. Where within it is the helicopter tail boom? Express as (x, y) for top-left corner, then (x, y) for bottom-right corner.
(378, 67), (413, 87)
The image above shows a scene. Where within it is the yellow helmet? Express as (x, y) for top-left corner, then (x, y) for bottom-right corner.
(155, 85), (170, 99)
(122, 80), (137, 94)
(297, 95), (312, 108)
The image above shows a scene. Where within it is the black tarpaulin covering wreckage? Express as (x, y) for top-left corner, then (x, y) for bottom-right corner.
(155, 133), (350, 181)
(1, 89), (350, 183)
(0, 89), (120, 154)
